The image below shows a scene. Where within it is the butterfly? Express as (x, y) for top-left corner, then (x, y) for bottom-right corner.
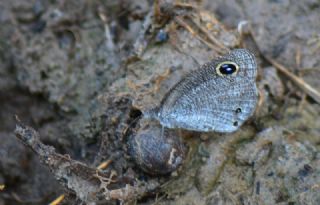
(144, 49), (258, 133)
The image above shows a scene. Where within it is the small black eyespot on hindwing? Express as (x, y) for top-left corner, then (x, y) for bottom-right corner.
(235, 108), (242, 113)
(233, 121), (238, 126)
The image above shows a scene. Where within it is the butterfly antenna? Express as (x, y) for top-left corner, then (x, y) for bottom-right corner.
(123, 113), (142, 136)
(161, 124), (164, 138)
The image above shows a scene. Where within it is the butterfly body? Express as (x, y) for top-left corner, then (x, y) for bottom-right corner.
(145, 49), (258, 133)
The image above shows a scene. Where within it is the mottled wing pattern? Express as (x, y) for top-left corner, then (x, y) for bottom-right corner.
(155, 49), (258, 132)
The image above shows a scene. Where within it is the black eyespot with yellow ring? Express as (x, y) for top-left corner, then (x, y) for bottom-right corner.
(216, 61), (239, 76)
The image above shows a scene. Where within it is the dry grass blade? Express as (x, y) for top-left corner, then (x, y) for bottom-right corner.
(187, 16), (230, 52)
(174, 17), (224, 54)
(48, 195), (65, 205)
(265, 56), (320, 104)
(248, 31), (320, 104)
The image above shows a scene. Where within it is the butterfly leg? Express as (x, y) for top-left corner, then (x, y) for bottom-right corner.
(161, 125), (164, 138)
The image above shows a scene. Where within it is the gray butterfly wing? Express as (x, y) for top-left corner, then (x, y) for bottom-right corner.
(156, 49), (258, 132)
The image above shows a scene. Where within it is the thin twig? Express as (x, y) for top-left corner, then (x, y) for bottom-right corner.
(265, 56), (320, 104)
(249, 32), (320, 104)
(187, 16), (229, 52)
(174, 17), (216, 52)
(49, 195), (65, 205)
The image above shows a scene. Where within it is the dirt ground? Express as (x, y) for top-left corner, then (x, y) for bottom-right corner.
(0, 0), (320, 204)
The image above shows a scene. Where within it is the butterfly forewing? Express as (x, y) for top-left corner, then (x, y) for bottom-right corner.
(153, 49), (258, 133)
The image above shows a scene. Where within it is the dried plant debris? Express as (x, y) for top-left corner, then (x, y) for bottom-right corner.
(205, 0), (320, 104)
(113, 1), (240, 113)
(14, 118), (159, 204)
(242, 0), (320, 72)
